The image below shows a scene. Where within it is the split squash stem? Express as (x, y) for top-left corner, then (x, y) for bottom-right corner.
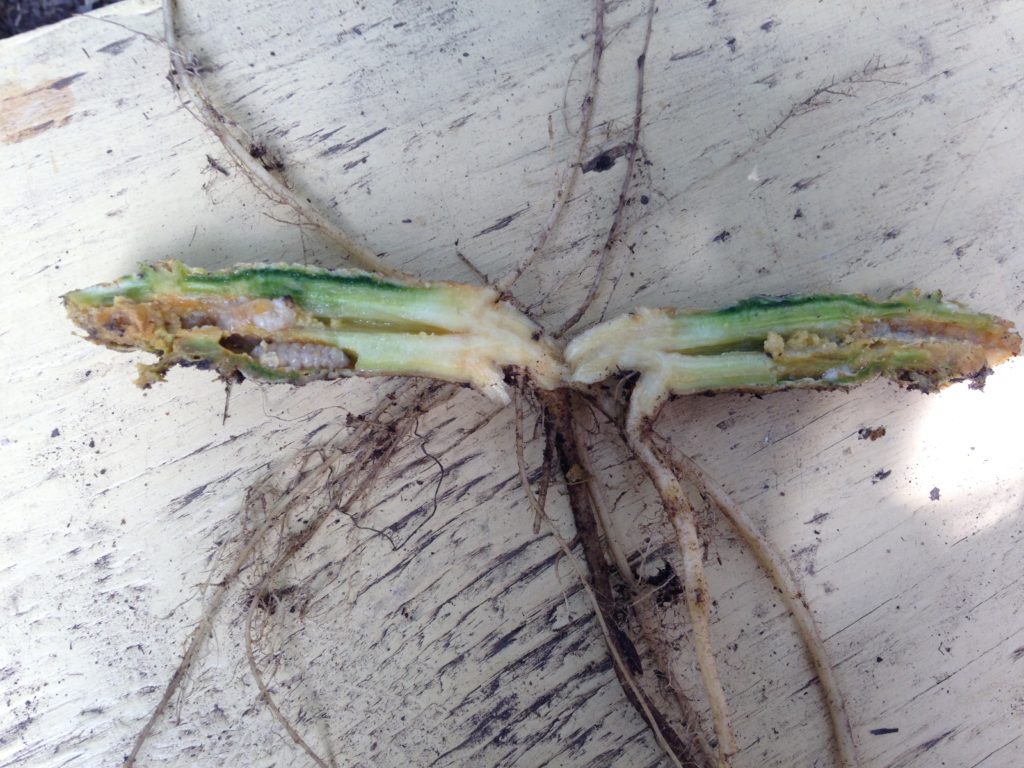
(63, 260), (565, 404)
(567, 291), (1020, 410)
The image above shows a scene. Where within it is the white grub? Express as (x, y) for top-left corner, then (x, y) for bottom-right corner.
(252, 341), (352, 372)
(821, 365), (853, 382)
(247, 299), (297, 331)
(180, 298), (297, 333)
(220, 298), (296, 332)
(763, 331), (785, 358)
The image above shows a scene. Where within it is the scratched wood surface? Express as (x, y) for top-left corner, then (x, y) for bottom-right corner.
(2, 1), (1023, 766)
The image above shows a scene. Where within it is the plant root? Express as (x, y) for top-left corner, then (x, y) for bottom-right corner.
(124, 380), (455, 767)
(498, 0), (605, 293)
(573, 377), (860, 767)
(161, 0), (395, 275)
(656, 437), (859, 768)
(540, 388), (716, 768)
(569, 392), (718, 767)
(243, 380), (455, 764)
(625, 390), (738, 767)
(570, 392), (726, 762)
(557, 0), (656, 336)
(567, 396), (636, 589)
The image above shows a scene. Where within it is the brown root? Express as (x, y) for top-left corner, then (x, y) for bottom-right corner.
(556, 0), (656, 337)
(568, 392), (718, 766)
(540, 388), (716, 768)
(498, 0), (605, 293)
(161, 0), (396, 276)
(124, 380), (456, 766)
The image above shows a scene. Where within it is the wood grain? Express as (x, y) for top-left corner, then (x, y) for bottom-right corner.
(1, 1), (1022, 766)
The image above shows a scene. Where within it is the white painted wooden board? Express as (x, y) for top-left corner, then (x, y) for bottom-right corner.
(2, 1), (1023, 767)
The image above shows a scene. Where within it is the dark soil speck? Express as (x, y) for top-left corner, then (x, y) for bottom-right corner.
(858, 425), (886, 441)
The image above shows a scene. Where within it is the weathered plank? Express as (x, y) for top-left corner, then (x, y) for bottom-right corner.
(1, 1), (1022, 767)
